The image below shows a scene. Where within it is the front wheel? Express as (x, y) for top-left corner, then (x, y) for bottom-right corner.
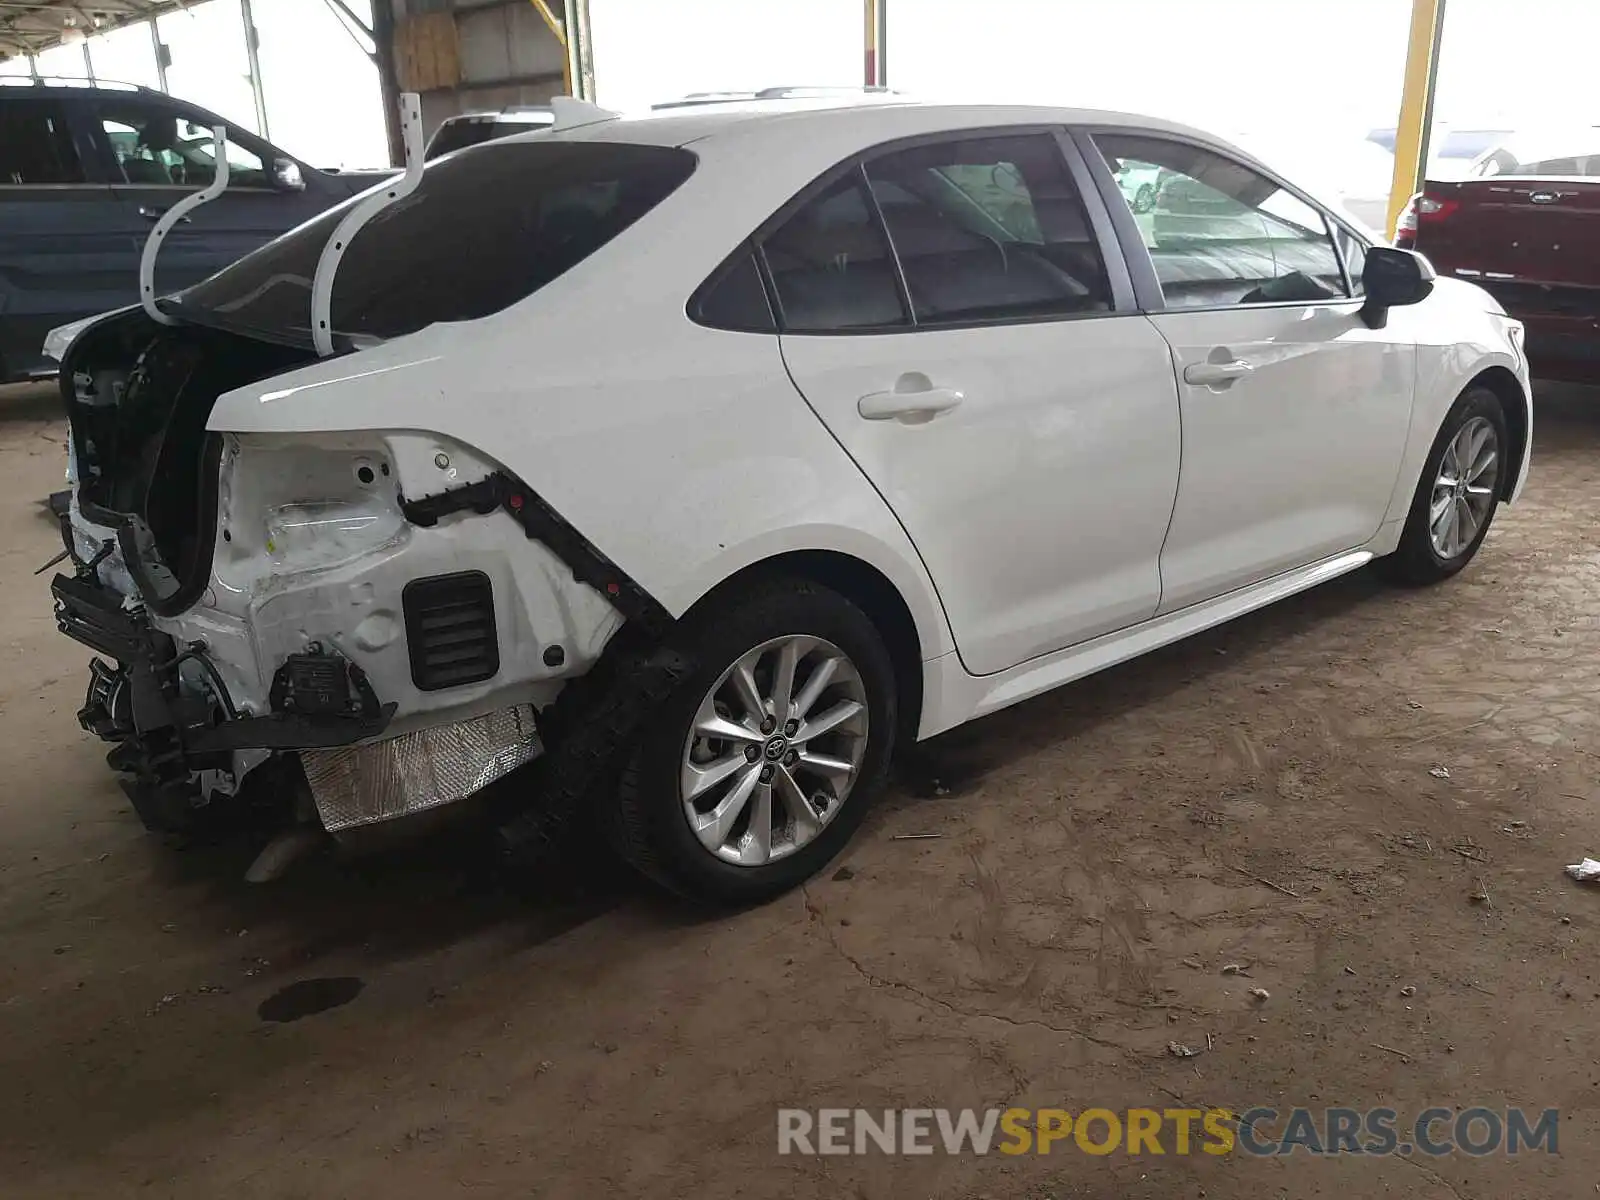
(1378, 385), (1508, 586)
(606, 578), (897, 905)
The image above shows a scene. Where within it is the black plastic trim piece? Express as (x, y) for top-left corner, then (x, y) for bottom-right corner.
(399, 472), (674, 637)
(186, 703), (396, 753)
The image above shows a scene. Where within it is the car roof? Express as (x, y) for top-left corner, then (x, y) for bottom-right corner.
(519, 96), (1358, 233)
(532, 96), (1237, 156)
(0, 76), (147, 94)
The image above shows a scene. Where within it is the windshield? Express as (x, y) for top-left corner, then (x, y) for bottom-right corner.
(170, 140), (695, 345)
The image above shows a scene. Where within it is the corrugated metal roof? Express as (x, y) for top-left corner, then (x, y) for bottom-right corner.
(0, 0), (188, 60)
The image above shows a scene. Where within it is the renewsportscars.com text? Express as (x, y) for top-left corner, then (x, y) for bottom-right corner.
(777, 1106), (1559, 1157)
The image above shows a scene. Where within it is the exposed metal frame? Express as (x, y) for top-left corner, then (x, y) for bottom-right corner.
(148, 16), (167, 92)
(140, 124), (230, 324)
(560, 0), (593, 100)
(0, 0), (182, 60)
(319, 0), (377, 60)
(310, 91), (424, 357)
(323, 0), (373, 42)
(238, 0), (268, 138)
(528, 0), (571, 95)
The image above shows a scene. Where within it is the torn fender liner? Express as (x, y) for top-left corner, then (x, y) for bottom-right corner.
(399, 472), (674, 637)
(303, 703), (541, 832)
(494, 641), (693, 857)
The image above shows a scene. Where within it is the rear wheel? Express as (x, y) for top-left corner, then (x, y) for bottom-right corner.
(1378, 386), (1508, 586)
(606, 578), (897, 904)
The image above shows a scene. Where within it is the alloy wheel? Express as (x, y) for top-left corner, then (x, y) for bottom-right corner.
(680, 635), (869, 867)
(1429, 415), (1498, 560)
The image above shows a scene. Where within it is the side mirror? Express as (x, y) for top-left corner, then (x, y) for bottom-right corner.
(1361, 246), (1435, 329)
(271, 157), (305, 192)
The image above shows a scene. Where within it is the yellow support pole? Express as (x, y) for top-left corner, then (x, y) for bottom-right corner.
(528, 0), (573, 96)
(1385, 0), (1447, 239)
(863, 0), (882, 87)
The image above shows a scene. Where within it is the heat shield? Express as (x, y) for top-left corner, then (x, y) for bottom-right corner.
(302, 703), (540, 832)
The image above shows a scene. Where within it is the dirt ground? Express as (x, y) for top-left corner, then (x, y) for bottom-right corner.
(4, 379), (1600, 1199)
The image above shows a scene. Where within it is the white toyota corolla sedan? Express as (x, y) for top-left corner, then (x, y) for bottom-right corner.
(48, 96), (1530, 903)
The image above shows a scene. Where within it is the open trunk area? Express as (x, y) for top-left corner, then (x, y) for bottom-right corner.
(63, 312), (316, 614)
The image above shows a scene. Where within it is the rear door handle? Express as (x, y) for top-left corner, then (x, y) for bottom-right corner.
(138, 206), (190, 223)
(858, 377), (964, 423)
(1183, 359), (1255, 387)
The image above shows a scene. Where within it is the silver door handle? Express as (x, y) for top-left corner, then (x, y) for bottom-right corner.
(1183, 359), (1255, 386)
(858, 385), (964, 422)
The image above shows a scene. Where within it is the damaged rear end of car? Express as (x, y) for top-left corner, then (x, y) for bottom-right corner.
(48, 123), (699, 853)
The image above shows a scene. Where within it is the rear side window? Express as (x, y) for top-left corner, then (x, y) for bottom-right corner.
(865, 133), (1112, 323)
(692, 248), (775, 332)
(0, 101), (84, 185)
(763, 172), (910, 332)
(174, 142), (695, 342)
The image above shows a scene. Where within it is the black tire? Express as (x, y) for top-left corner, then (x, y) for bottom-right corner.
(605, 577), (897, 906)
(1134, 183), (1155, 214)
(1377, 385), (1509, 586)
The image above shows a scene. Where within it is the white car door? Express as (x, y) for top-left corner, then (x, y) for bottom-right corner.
(772, 130), (1182, 677)
(1089, 132), (1416, 613)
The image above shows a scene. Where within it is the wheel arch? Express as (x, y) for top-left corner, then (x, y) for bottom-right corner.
(1466, 365), (1529, 500)
(680, 549), (927, 746)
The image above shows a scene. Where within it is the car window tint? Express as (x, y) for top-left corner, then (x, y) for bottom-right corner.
(693, 249), (776, 333)
(865, 133), (1113, 323)
(97, 104), (267, 187)
(175, 141), (696, 342)
(1096, 134), (1348, 308)
(763, 172), (909, 332)
(0, 101), (84, 185)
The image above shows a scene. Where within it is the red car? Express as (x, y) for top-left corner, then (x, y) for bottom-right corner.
(1397, 141), (1600, 384)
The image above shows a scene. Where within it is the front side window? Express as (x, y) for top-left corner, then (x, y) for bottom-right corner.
(173, 141), (696, 343)
(1096, 134), (1347, 309)
(865, 133), (1113, 323)
(763, 172), (910, 332)
(98, 104), (268, 188)
(0, 101), (84, 185)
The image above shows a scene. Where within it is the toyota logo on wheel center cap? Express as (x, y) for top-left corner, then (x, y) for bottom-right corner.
(763, 736), (789, 761)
